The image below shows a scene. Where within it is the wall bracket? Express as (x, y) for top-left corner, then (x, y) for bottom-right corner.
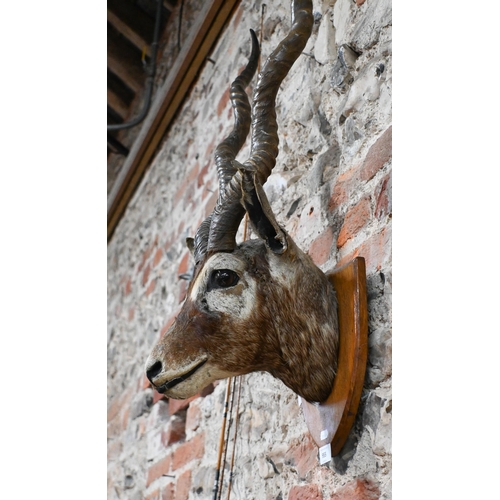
(301, 256), (368, 457)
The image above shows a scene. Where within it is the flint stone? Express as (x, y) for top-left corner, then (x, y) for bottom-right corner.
(332, 45), (359, 93)
(342, 60), (386, 117)
(314, 14), (336, 64)
(124, 474), (135, 489)
(344, 115), (364, 145)
(333, 0), (353, 46)
(367, 326), (392, 385)
(307, 142), (340, 193)
(129, 389), (154, 420)
(351, 0), (392, 51)
(264, 173), (288, 205)
(258, 454), (276, 479)
(192, 466), (214, 496)
(363, 389), (392, 457)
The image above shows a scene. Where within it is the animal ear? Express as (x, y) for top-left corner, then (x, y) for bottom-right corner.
(234, 161), (287, 254)
(186, 237), (195, 256)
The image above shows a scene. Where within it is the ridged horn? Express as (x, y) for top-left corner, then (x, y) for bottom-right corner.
(244, 0), (313, 185)
(192, 30), (260, 263)
(207, 0), (313, 254)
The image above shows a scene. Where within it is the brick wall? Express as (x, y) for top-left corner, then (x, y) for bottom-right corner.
(107, 0), (392, 498)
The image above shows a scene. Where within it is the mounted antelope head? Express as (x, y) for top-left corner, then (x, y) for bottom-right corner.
(146, 0), (339, 404)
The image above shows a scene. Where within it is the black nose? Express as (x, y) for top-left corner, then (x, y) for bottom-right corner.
(146, 360), (163, 383)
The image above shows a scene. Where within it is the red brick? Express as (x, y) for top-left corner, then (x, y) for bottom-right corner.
(330, 478), (380, 500)
(231, 5), (244, 31)
(146, 279), (156, 297)
(198, 160), (211, 188)
(138, 248), (151, 272)
(128, 307), (135, 321)
(289, 484), (322, 500)
(217, 87), (230, 116)
(285, 434), (318, 480)
(308, 227), (334, 265)
(168, 396), (196, 416)
(154, 391), (167, 404)
(147, 455), (172, 487)
(107, 439), (122, 462)
(184, 183), (196, 207)
(201, 186), (213, 201)
(162, 416), (186, 447)
(172, 433), (205, 470)
(186, 404), (201, 433)
(337, 196), (371, 248)
(374, 172), (392, 220)
(143, 263), (151, 286)
(153, 248), (163, 267)
(174, 469), (192, 500)
(177, 220), (185, 239)
(188, 162), (200, 184)
(359, 126), (392, 182)
(174, 178), (189, 205)
(328, 164), (359, 209)
(139, 237), (158, 272)
(124, 277), (132, 295)
(168, 383), (214, 415)
(205, 190), (218, 216)
(164, 236), (174, 252)
(107, 419), (121, 440)
(107, 394), (134, 439)
(205, 137), (216, 155)
(107, 389), (133, 423)
(122, 406), (130, 430)
(174, 163), (199, 206)
(329, 127), (391, 211)
(162, 483), (175, 500)
(337, 225), (391, 275)
(177, 252), (190, 276)
(107, 397), (122, 424)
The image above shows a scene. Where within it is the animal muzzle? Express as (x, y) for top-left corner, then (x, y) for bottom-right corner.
(145, 354), (208, 394)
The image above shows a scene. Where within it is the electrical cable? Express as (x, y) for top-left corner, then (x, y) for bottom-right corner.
(107, 0), (162, 131)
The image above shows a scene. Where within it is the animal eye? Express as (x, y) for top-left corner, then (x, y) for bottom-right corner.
(208, 269), (239, 290)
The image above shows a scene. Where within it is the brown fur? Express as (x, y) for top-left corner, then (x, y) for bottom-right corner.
(146, 238), (338, 403)
(145, 0), (337, 404)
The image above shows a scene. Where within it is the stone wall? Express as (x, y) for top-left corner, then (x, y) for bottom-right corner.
(107, 0), (392, 498)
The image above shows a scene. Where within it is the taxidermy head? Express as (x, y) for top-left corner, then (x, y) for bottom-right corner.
(146, 0), (339, 404)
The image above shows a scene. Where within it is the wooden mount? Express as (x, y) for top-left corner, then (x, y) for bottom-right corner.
(301, 256), (368, 457)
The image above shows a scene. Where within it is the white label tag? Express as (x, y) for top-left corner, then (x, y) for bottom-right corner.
(320, 429), (328, 441)
(319, 444), (332, 465)
(297, 396), (302, 406)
